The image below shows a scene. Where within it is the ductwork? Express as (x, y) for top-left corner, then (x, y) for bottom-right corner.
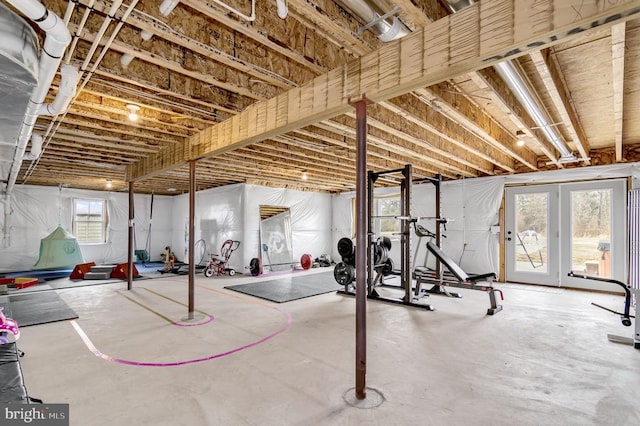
(443, 0), (576, 163)
(335, 0), (410, 42)
(23, 134), (42, 161)
(39, 63), (78, 116)
(4, 0), (72, 194)
(494, 62), (575, 161)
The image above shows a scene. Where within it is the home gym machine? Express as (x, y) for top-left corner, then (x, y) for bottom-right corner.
(562, 188), (640, 348)
(568, 272), (638, 349)
(335, 165), (433, 309)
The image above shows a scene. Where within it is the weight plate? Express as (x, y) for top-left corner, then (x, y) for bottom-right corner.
(337, 237), (354, 259)
(334, 262), (355, 285)
(300, 253), (312, 270)
(381, 258), (394, 276)
(378, 236), (392, 250)
(249, 257), (262, 276)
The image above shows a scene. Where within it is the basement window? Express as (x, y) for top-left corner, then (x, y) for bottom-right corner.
(351, 194), (401, 239)
(73, 198), (108, 244)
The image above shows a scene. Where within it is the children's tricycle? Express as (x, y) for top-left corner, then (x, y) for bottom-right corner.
(204, 240), (240, 277)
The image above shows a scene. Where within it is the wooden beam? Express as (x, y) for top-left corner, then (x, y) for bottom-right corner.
(611, 22), (626, 162)
(126, 1), (640, 181)
(529, 49), (591, 163)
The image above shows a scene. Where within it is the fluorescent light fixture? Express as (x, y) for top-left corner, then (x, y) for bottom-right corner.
(126, 104), (140, 121)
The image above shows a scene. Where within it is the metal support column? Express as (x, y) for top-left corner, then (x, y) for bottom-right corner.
(127, 181), (134, 291)
(401, 165), (412, 303)
(354, 99), (368, 400)
(188, 160), (196, 319)
(434, 174), (442, 278)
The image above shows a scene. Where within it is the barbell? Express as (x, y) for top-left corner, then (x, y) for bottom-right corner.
(249, 253), (313, 276)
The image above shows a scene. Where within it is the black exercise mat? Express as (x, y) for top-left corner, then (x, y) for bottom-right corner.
(0, 291), (78, 327)
(224, 271), (340, 303)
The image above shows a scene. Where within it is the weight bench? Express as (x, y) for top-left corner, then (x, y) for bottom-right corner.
(0, 342), (40, 403)
(415, 242), (503, 315)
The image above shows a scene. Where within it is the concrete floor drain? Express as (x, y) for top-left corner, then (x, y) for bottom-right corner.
(343, 387), (385, 409)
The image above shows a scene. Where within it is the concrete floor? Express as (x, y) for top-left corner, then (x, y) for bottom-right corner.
(13, 268), (640, 426)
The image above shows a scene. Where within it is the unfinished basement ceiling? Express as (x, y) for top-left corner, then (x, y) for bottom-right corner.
(2, 0), (640, 195)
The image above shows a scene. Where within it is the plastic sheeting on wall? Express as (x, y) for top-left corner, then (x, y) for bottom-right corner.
(0, 185), (173, 273)
(170, 183), (333, 272)
(331, 162), (640, 278)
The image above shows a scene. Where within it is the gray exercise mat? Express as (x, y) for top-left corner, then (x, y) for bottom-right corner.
(1, 291), (78, 327)
(224, 271), (340, 303)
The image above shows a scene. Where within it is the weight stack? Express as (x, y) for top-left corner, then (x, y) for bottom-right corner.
(334, 238), (356, 285)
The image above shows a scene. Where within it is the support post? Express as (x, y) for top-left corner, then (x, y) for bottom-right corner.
(401, 165), (412, 303)
(435, 174), (442, 278)
(188, 160), (196, 319)
(127, 181), (134, 291)
(354, 99), (368, 400)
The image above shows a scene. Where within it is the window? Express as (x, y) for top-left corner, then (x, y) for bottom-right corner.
(376, 196), (401, 238)
(351, 194), (401, 238)
(73, 198), (108, 243)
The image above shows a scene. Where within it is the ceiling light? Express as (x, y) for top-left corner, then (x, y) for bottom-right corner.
(301, 171), (308, 181)
(126, 104), (140, 121)
(516, 130), (526, 147)
(105, 179), (112, 189)
(167, 188), (177, 192)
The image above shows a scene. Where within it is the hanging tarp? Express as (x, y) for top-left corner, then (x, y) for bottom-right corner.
(33, 226), (84, 270)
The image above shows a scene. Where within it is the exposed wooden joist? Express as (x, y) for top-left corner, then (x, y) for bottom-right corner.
(379, 99), (514, 173)
(126, 1), (640, 181)
(413, 85), (536, 170)
(80, 0), (297, 90)
(470, 68), (561, 165)
(288, 0), (373, 56)
(91, 69), (239, 116)
(180, 0), (326, 74)
(611, 22), (626, 162)
(71, 25), (268, 102)
(529, 49), (591, 164)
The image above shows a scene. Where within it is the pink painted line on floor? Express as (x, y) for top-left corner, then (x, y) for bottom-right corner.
(70, 291), (292, 367)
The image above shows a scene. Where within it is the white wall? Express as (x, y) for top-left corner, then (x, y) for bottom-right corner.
(331, 162), (640, 277)
(170, 183), (333, 272)
(171, 183), (245, 268)
(0, 185), (173, 272)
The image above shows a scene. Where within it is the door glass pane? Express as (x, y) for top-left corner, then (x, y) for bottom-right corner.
(571, 189), (611, 278)
(515, 192), (548, 273)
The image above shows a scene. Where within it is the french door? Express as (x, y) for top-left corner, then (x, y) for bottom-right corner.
(506, 179), (627, 291)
